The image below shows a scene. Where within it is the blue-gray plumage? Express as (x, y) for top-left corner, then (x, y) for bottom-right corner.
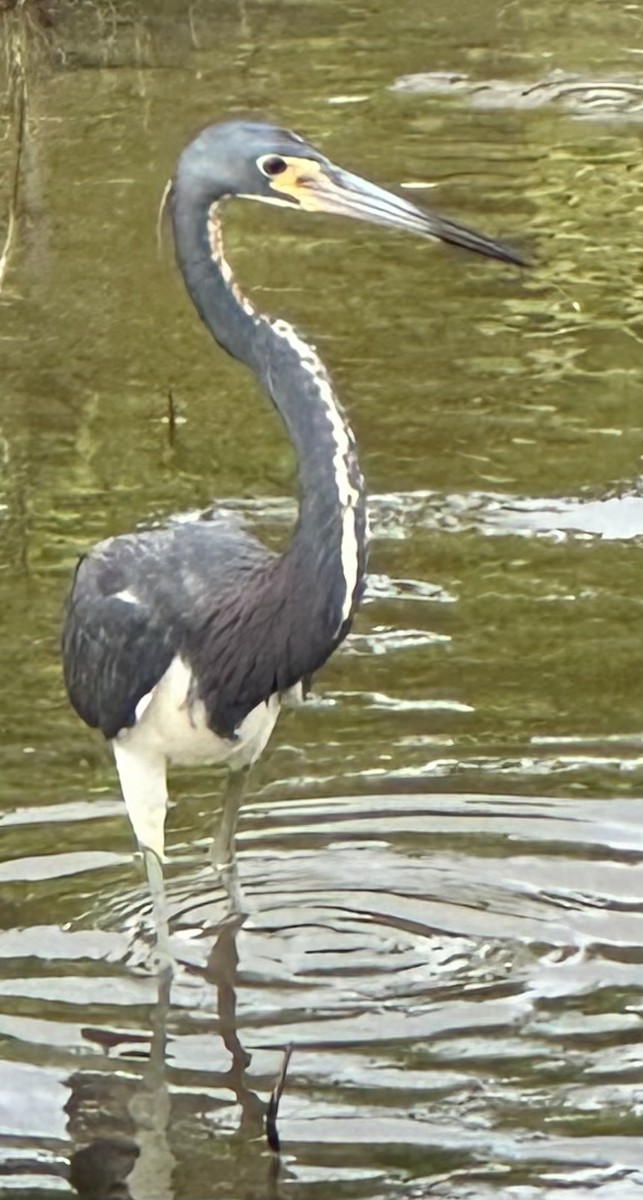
(65, 506), (356, 740)
(62, 118), (524, 970)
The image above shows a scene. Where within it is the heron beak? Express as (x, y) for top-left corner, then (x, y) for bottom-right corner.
(275, 158), (525, 267)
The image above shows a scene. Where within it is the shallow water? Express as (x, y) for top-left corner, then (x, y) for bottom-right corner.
(2, 1), (643, 1196)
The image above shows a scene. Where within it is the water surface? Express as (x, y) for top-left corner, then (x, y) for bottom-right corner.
(2, 1), (643, 1196)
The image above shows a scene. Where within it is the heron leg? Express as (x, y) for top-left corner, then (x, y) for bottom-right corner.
(210, 766), (250, 916)
(143, 848), (174, 975)
(112, 740), (173, 971)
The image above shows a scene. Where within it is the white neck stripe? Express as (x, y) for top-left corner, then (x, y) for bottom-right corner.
(206, 207), (365, 630)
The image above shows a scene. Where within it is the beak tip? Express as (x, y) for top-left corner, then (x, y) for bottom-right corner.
(501, 246), (530, 269)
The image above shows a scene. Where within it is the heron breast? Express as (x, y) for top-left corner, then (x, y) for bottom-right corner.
(117, 655), (280, 767)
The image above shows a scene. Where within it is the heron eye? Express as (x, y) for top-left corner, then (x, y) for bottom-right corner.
(260, 156), (288, 177)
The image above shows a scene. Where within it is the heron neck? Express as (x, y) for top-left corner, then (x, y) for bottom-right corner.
(171, 194), (368, 651)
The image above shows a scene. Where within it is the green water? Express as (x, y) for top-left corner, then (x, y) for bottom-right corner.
(2, 1), (643, 1196)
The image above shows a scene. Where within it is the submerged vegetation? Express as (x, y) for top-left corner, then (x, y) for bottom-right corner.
(0, 0), (230, 290)
(0, 0), (237, 72)
(1, 2), (29, 291)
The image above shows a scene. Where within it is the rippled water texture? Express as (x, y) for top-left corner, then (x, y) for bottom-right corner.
(3, 1), (643, 1196)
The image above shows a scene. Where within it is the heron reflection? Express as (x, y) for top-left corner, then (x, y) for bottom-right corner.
(65, 919), (289, 1199)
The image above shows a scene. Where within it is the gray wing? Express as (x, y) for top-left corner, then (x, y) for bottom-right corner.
(61, 519), (273, 741)
(62, 543), (178, 740)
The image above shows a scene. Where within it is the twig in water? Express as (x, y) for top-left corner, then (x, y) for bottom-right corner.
(167, 389), (177, 444)
(265, 1045), (293, 1154)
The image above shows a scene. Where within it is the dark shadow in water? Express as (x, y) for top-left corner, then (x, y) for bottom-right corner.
(69, 1135), (140, 1199)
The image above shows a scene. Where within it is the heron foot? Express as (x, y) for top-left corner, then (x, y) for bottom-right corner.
(211, 855), (249, 918)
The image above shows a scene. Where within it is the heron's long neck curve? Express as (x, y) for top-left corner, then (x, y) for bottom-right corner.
(171, 191), (369, 670)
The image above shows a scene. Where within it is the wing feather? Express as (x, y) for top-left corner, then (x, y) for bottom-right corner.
(62, 554), (177, 740)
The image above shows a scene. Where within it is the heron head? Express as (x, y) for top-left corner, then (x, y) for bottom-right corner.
(172, 119), (525, 267)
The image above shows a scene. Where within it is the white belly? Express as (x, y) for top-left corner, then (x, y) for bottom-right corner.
(115, 656), (281, 768)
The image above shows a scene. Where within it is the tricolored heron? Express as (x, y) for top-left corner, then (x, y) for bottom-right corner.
(62, 119), (523, 969)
